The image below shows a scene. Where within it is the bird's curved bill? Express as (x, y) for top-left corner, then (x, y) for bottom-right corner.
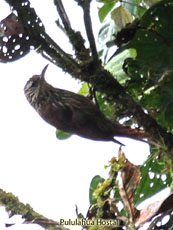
(40, 64), (49, 80)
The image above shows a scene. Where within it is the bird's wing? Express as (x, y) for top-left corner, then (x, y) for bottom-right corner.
(57, 88), (101, 113)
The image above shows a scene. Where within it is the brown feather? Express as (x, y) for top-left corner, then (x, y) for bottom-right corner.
(24, 65), (149, 146)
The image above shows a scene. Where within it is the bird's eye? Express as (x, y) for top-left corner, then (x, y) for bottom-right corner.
(29, 75), (40, 88)
(30, 80), (37, 88)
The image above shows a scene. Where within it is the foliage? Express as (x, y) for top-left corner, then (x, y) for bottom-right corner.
(91, 0), (173, 229)
(0, 0), (173, 229)
(88, 151), (173, 228)
(98, 0), (173, 129)
(56, 129), (72, 140)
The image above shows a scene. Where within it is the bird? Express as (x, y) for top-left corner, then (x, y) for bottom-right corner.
(24, 65), (149, 146)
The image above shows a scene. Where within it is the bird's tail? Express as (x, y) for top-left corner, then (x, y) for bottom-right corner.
(113, 125), (150, 145)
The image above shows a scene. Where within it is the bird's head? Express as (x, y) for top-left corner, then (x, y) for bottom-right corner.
(24, 64), (49, 107)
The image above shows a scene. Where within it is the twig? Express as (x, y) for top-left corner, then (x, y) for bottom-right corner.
(55, 19), (66, 34)
(53, 0), (71, 32)
(81, 0), (100, 67)
(54, 0), (90, 61)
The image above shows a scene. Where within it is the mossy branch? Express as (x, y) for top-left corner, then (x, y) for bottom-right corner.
(0, 189), (69, 230)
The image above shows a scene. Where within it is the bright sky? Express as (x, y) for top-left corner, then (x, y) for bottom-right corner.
(0, 1), (169, 230)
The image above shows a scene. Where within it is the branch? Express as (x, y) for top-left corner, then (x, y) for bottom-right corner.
(0, 189), (69, 230)
(40, 33), (78, 70)
(79, 67), (173, 151)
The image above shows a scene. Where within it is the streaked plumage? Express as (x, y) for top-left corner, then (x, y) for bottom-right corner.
(24, 65), (149, 145)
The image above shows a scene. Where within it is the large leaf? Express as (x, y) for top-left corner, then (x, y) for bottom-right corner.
(105, 49), (135, 84)
(111, 6), (133, 29)
(118, 160), (140, 219)
(0, 13), (32, 62)
(116, 0), (173, 71)
(125, 29), (173, 71)
(134, 156), (171, 206)
(143, 0), (161, 6)
(141, 72), (173, 129)
(89, 175), (105, 204)
(135, 193), (173, 227)
(98, 1), (116, 22)
(98, 19), (118, 62)
(122, 0), (147, 17)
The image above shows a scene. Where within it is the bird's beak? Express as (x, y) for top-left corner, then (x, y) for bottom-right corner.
(39, 64), (49, 91)
(37, 64), (48, 95)
(40, 64), (49, 80)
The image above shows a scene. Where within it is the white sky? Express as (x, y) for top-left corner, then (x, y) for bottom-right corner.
(0, 1), (169, 230)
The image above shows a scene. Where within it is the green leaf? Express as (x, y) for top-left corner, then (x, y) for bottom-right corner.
(143, 0), (161, 6)
(134, 156), (171, 206)
(128, 29), (172, 70)
(89, 175), (105, 204)
(97, 0), (117, 3)
(164, 101), (173, 127)
(56, 129), (72, 140)
(98, 19), (118, 62)
(78, 82), (89, 96)
(119, 0), (173, 71)
(96, 93), (115, 118)
(141, 72), (173, 129)
(111, 6), (133, 29)
(105, 50), (134, 84)
(99, 2), (115, 22)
